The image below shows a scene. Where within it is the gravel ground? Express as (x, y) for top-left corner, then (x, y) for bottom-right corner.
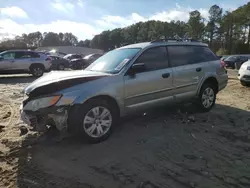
(1, 70), (250, 188)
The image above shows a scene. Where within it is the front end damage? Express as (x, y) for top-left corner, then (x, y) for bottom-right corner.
(20, 98), (70, 133)
(19, 70), (111, 135)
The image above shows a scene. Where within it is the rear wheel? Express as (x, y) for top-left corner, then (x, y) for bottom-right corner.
(195, 83), (216, 112)
(58, 64), (65, 70)
(68, 99), (119, 143)
(30, 65), (44, 77)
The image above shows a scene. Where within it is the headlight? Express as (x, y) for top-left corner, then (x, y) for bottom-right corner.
(23, 95), (61, 111)
(247, 66), (250, 70)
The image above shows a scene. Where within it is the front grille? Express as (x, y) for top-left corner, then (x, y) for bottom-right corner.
(30, 117), (38, 127)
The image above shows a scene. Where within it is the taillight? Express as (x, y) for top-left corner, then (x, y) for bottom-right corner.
(45, 57), (52, 61)
(220, 60), (226, 68)
(45, 57), (52, 67)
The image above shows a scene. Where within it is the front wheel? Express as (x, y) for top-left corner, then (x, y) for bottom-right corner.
(241, 81), (250, 87)
(68, 99), (118, 143)
(195, 83), (216, 112)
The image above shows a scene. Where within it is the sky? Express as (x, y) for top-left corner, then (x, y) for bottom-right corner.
(0, 0), (249, 41)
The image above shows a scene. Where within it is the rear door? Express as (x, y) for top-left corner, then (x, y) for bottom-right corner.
(124, 46), (174, 110)
(168, 45), (215, 101)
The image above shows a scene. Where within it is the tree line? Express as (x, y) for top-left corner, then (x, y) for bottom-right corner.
(0, 2), (250, 55)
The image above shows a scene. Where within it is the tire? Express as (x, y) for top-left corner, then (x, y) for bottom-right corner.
(241, 81), (250, 87)
(68, 99), (119, 143)
(58, 64), (65, 70)
(235, 62), (242, 70)
(30, 64), (44, 77)
(195, 83), (217, 112)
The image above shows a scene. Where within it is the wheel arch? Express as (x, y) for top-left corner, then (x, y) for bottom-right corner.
(198, 76), (219, 95)
(81, 95), (121, 117)
(29, 63), (45, 70)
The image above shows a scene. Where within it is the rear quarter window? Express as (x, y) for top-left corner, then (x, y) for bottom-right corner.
(31, 52), (40, 58)
(168, 45), (218, 67)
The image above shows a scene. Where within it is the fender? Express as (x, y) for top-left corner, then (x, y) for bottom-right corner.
(196, 72), (218, 95)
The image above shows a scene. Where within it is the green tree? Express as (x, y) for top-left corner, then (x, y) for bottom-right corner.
(187, 10), (205, 39)
(41, 32), (61, 46)
(207, 5), (223, 47)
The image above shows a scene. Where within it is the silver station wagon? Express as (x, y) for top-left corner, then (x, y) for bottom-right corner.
(20, 39), (228, 143)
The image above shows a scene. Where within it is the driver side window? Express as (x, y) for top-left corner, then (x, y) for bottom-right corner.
(134, 46), (169, 72)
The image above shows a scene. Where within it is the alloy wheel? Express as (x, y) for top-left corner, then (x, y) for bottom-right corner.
(202, 87), (214, 108)
(83, 106), (112, 138)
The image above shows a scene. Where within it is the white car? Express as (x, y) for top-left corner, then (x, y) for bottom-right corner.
(238, 60), (250, 86)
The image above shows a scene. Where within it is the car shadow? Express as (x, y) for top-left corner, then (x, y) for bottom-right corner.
(14, 103), (250, 188)
(0, 75), (37, 84)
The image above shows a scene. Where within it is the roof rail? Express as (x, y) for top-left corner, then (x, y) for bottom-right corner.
(150, 38), (202, 43)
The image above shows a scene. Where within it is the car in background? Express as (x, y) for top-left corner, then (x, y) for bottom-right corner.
(63, 54), (82, 61)
(223, 55), (249, 69)
(49, 55), (69, 70)
(83, 53), (102, 64)
(69, 58), (89, 70)
(238, 60), (250, 86)
(0, 50), (52, 77)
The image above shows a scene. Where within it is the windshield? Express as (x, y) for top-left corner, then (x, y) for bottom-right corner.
(85, 48), (141, 73)
(0, 51), (6, 56)
(225, 56), (237, 61)
(63, 54), (72, 59)
(84, 54), (94, 59)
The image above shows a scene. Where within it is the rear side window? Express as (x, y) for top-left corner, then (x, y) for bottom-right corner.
(15, 52), (27, 59)
(29, 52), (40, 58)
(201, 47), (218, 61)
(168, 46), (218, 67)
(135, 46), (169, 71)
(15, 51), (40, 59)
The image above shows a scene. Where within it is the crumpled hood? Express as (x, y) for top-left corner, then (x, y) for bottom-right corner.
(24, 70), (110, 97)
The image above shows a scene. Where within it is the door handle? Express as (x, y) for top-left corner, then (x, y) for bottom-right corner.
(196, 67), (202, 72)
(162, 73), (170, 78)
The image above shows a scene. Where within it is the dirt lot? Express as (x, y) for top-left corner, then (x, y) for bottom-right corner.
(0, 70), (250, 188)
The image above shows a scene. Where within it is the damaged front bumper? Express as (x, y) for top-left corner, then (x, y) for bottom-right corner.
(20, 104), (69, 133)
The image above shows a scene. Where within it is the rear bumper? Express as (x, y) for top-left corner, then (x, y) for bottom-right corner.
(218, 73), (228, 91)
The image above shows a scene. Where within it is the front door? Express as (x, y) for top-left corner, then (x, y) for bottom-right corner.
(0, 51), (16, 71)
(124, 46), (173, 111)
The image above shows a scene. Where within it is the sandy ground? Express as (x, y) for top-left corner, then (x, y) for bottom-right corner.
(0, 70), (250, 188)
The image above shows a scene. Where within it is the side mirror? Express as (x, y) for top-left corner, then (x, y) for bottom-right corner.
(127, 63), (145, 75)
